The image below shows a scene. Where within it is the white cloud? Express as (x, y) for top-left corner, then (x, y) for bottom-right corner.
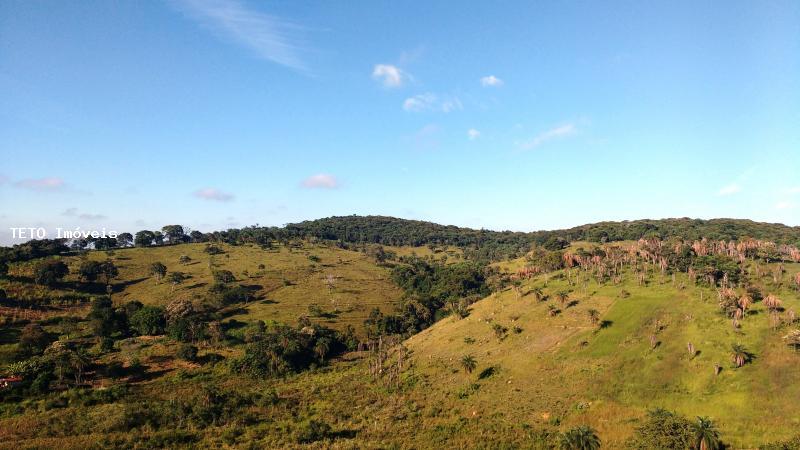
(776, 201), (795, 210)
(79, 213), (107, 221)
(480, 75), (503, 87)
(403, 93), (462, 113)
(518, 124), (576, 150)
(372, 64), (406, 87)
(786, 187), (800, 194)
(15, 177), (66, 191)
(173, 0), (307, 71)
(718, 184), (741, 196)
(193, 188), (235, 201)
(302, 174), (339, 189)
(467, 129), (480, 140)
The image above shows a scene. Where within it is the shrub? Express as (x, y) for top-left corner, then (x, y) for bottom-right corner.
(295, 419), (331, 444)
(176, 344), (199, 362)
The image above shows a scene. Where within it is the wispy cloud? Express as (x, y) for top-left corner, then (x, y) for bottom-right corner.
(61, 207), (106, 220)
(775, 201), (794, 210)
(403, 93), (462, 113)
(173, 0), (308, 71)
(786, 187), (800, 194)
(480, 75), (503, 87)
(467, 129), (480, 140)
(518, 124), (576, 150)
(193, 188), (235, 201)
(302, 174), (339, 189)
(372, 64), (407, 88)
(15, 177), (66, 191)
(718, 184), (741, 196)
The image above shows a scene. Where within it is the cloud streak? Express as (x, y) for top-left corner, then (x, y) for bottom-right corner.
(302, 174), (339, 189)
(15, 177), (66, 191)
(518, 124), (576, 150)
(174, 0), (308, 71)
(193, 188), (235, 201)
(718, 184), (741, 196)
(403, 93), (462, 113)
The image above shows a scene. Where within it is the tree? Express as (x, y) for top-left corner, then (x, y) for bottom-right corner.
(117, 232), (133, 247)
(559, 426), (601, 450)
(764, 294), (782, 312)
(162, 225), (186, 244)
(626, 408), (693, 449)
(149, 262), (167, 281)
(189, 230), (204, 243)
(460, 355), (477, 374)
(587, 309), (600, 325)
(556, 290), (570, 307)
(78, 260), (102, 282)
(730, 344), (750, 368)
(134, 230), (155, 247)
(18, 323), (50, 356)
(129, 306), (166, 335)
(153, 231), (164, 245)
(167, 271), (187, 290)
(34, 260), (69, 286)
(213, 269), (235, 283)
(99, 260), (119, 285)
(691, 417), (721, 450)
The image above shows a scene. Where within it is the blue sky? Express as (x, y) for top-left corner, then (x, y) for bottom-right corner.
(1, 0), (799, 243)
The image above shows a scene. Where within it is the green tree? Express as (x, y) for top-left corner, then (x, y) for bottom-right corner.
(149, 262), (167, 281)
(460, 354), (477, 374)
(560, 426), (601, 450)
(134, 230), (155, 247)
(730, 344), (750, 368)
(625, 408), (693, 449)
(99, 259), (119, 285)
(78, 260), (102, 282)
(116, 232), (133, 247)
(129, 306), (166, 335)
(34, 260), (69, 286)
(691, 417), (721, 450)
(162, 225), (186, 244)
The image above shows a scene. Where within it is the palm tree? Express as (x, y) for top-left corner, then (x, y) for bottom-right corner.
(730, 344), (749, 368)
(556, 291), (570, 307)
(738, 294), (752, 311)
(548, 304), (559, 317)
(532, 287), (544, 302)
(460, 355), (477, 374)
(559, 425), (601, 450)
(587, 309), (600, 325)
(764, 294), (782, 311)
(691, 416), (721, 450)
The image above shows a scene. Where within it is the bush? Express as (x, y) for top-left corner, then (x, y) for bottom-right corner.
(625, 408), (693, 449)
(176, 344), (199, 362)
(295, 419), (331, 444)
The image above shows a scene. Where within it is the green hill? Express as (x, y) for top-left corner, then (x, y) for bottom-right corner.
(2, 221), (800, 448)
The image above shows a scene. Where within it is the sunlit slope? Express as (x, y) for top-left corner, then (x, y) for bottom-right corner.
(405, 265), (800, 448)
(6, 243), (404, 333)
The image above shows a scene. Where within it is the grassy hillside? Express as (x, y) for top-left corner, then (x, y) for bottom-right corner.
(2, 242), (403, 335)
(405, 261), (800, 447)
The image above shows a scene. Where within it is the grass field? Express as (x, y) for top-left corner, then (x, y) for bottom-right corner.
(3, 242), (404, 335)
